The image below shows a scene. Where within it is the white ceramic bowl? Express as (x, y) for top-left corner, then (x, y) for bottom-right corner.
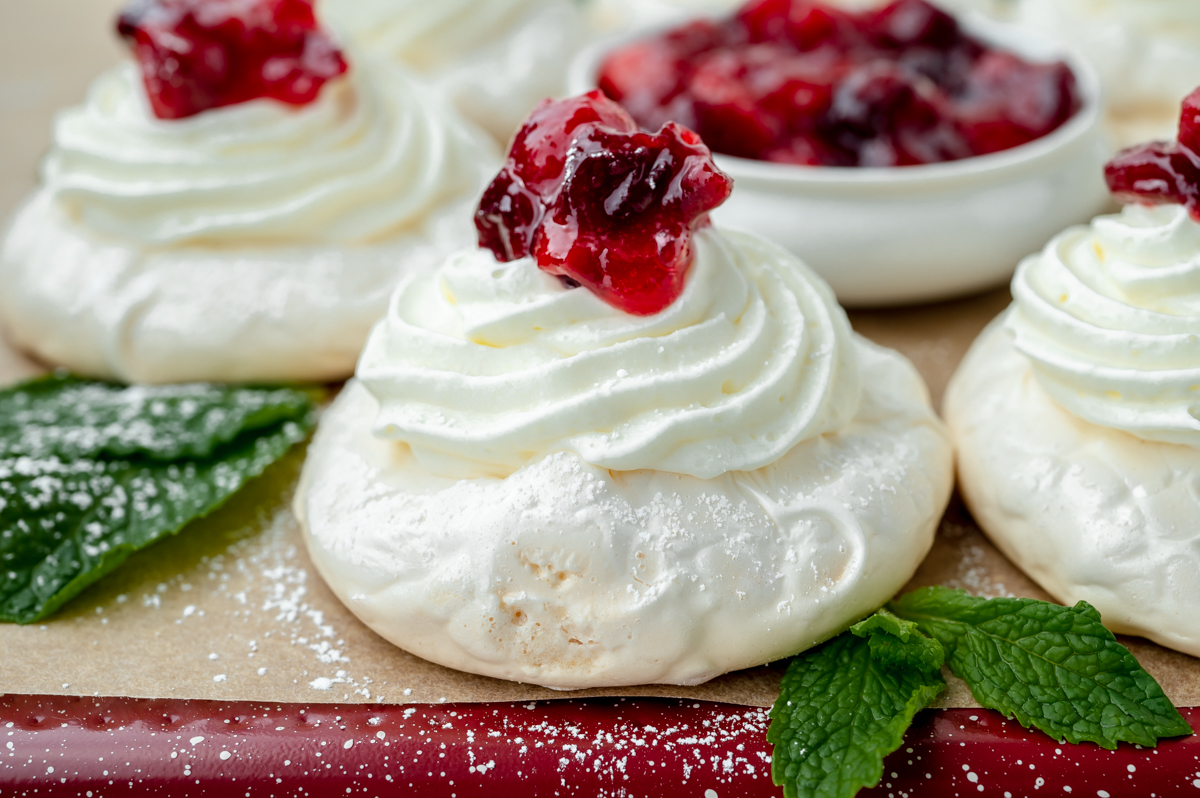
(569, 14), (1111, 306)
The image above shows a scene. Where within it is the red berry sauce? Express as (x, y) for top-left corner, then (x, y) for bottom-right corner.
(597, 0), (1081, 167)
(1104, 88), (1200, 221)
(116, 0), (347, 120)
(475, 91), (734, 316)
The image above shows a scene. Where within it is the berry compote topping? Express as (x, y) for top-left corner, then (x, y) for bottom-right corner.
(1104, 88), (1200, 221)
(597, 0), (1081, 167)
(116, 0), (347, 120)
(475, 91), (734, 316)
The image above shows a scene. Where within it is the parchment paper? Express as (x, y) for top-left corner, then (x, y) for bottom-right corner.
(5, 300), (1199, 710)
(2, 0), (1199, 710)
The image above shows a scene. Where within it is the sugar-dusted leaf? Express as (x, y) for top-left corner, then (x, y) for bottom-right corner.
(0, 377), (316, 623)
(0, 372), (314, 461)
(891, 587), (1193, 749)
(768, 633), (944, 798)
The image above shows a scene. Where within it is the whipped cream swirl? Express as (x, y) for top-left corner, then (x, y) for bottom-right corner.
(1008, 203), (1200, 447)
(320, 0), (560, 70)
(317, 0), (582, 141)
(357, 229), (861, 479)
(43, 58), (491, 246)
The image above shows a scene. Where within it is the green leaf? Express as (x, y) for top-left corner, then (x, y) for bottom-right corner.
(852, 608), (945, 674)
(0, 377), (316, 623)
(0, 372), (315, 461)
(768, 633), (945, 798)
(890, 586), (1193, 749)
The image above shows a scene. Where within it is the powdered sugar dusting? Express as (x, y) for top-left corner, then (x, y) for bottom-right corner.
(0, 455), (413, 702)
(939, 520), (1015, 599)
(184, 506), (382, 700)
(0, 377), (309, 461)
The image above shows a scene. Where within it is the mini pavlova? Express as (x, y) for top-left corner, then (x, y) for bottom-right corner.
(295, 92), (955, 689)
(947, 88), (1200, 658)
(0, 0), (497, 385)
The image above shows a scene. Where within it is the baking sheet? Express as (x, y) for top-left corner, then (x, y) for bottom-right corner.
(2, 0), (1199, 710)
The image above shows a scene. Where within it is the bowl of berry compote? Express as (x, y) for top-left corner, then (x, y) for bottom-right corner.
(570, 0), (1110, 306)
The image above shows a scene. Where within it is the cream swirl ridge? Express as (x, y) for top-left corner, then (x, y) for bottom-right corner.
(1008, 203), (1200, 446)
(317, 0), (582, 141)
(357, 228), (861, 479)
(319, 0), (559, 70)
(43, 58), (493, 246)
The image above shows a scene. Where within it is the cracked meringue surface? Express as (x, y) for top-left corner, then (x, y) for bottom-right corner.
(296, 229), (953, 689)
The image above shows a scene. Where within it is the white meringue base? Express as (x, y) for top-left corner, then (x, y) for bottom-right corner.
(947, 316), (1200, 658)
(0, 190), (476, 385)
(295, 337), (953, 689)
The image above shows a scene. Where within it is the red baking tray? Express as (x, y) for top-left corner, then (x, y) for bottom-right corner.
(1, 695), (1197, 797)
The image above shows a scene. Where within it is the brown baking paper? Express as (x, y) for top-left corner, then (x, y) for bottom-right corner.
(2, 0), (1199, 710)
(4, 300), (1199, 710)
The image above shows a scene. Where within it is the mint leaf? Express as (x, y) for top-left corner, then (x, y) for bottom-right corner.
(0, 377), (316, 623)
(852, 608), (945, 674)
(891, 587), (1193, 749)
(0, 373), (314, 461)
(768, 633), (944, 798)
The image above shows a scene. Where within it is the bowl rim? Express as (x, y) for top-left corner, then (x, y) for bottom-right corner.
(566, 11), (1106, 187)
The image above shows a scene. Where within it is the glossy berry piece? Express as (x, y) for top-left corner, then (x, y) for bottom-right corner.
(1105, 142), (1200, 210)
(116, 0), (347, 120)
(786, 5), (847, 51)
(825, 64), (969, 167)
(536, 123), (734, 315)
(476, 91), (638, 262)
(688, 51), (780, 159)
(598, 21), (726, 134)
(1103, 87), (1200, 220)
(867, 0), (959, 50)
(737, 0), (849, 50)
(956, 51), (1080, 155)
(475, 92), (733, 316)
(737, 0), (797, 44)
(1177, 87), (1200, 155)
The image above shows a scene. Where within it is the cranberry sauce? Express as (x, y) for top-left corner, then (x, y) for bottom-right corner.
(117, 0), (347, 120)
(1105, 88), (1200, 221)
(598, 0), (1081, 167)
(475, 91), (733, 316)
